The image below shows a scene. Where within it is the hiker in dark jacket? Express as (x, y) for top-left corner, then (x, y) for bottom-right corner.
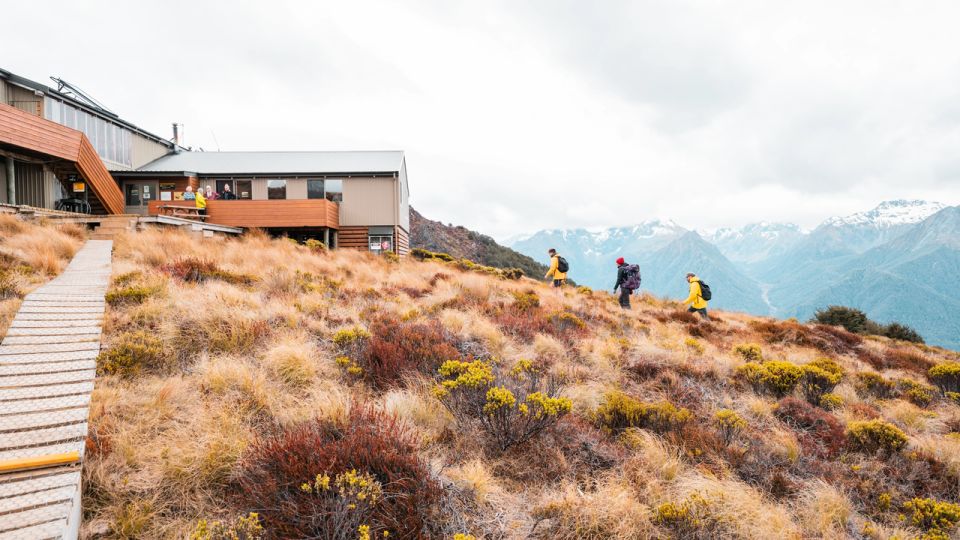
(613, 257), (632, 309)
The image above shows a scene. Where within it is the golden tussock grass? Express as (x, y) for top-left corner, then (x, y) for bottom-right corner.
(15, 223), (948, 538)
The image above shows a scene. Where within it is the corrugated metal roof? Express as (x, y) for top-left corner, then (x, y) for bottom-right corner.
(134, 150), (404, 174)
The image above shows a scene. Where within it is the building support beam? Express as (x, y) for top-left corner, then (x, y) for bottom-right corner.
(5, 155), (14, 205)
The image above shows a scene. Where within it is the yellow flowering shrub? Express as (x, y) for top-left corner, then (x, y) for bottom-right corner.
(190, 513), (264, 540)
(435, 358), (570, 451)
(736, 360), (803, 397)
(897, 378), (937, 407)
(511, 290), (541, 311)
(296, 469), (387, 538)
(929, 361), (960, 394)
(846, 420), (908, 455)
(902, 498), (960, 539)
(594, 391), (691, 435)
(819, 392), (843, 410)
(800, 357), (843, 404)
(685, 337), (705, 355)
(714, 409), (748, 444)
(733, 343), (763, 362)
(856, 372), (896, 399)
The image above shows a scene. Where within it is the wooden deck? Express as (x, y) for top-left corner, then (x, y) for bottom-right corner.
(0, 240), (112, 540)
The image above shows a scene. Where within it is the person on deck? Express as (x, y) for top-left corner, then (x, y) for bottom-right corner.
(195, 187), (207, 216)
(682, 272), (709, 320)
(220, 184), (237, 200)
(204, 185), (219, 200)
(183, 185), (196, 200)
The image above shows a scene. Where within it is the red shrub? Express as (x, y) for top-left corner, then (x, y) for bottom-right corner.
(349, 317), (461, 390)
(749, 320), (863, 356)
(159, 257), (254, 285)
(490, 307), (551, 342)
(869, 347), (936, 374)
(236, 406), (442, 538)
(774, 398), (846, 458)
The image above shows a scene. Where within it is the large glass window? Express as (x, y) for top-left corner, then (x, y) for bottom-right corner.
(307, 179), (325, 200)
(368, 234), (394, 254)
(325, 179), (343, 203)
(267, 179), (286, 200)
(236, 180), (252, 199)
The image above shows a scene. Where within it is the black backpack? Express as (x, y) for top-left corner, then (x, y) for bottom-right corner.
(698, 281), (712, 301)
(556, 256), (569, 273)
(623, 264), (641, 290)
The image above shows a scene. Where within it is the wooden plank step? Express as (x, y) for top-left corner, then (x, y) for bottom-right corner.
(0, 382), (94, 402)
(4, 327), (101, 337)
(15, 307), (103, 314)
(0, 486), (75, 514)
(0, 518), (67, 540)
(1, 335), (100, 346)
(0, 424), (87, 451)
(0, 409), (89, 433)
(23, 295), (103, 302)
(0, 343), (99, 355)
(0, 370), (96, 389)
(0, 469), (79, 498)
(0, 351), (98, 365)
(0, 360), (96, 377)
(8, 320), (101, 330)
(0, 395), (90, 417)
(9, 314), (102, 322)
(0, 502), (71, 534)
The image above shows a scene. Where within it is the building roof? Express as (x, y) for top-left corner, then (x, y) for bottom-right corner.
(133, 150), (405, 175)
(0, 68), (174, 147)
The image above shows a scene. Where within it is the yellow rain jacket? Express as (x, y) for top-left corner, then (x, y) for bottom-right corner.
(195, 191), (207, 210)
(683, 278), (708, 309)
(545, 255), (567, 281)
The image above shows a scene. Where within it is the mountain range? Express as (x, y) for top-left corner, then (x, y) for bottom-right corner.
(508, 200), (960, 349)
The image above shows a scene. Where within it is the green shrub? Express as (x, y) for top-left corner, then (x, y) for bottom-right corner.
(819, 393), (843, 410)
(714, 409), (748, 444)
(733, 343), (763, 362)
(897, 378), (937, 407)
(0, 268), (19, 299)
(411, 248), (454, 262)
(813, 305), (872, 334)
(594, 391), (691, 435)
(929, 362), (960, 394)
(435, 358), (571, 451)
(97, 331), (165, 377)
(846, 420), (908, 454)
(856, 372), (896, 399)
(190, 513), (264, 540)
(902, 498), (960, 539)
(800, 357), (843, 404)
(304, 239), (327, 253)
(883, 322), (925, 344)
(736, 360), (803, 397)
(105, 285), (162, 306)
(511, 290), (540, 311)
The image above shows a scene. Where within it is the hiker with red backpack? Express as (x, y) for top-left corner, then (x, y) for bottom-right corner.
(683, 272), (711, 319)
(613, 257), (641, 309)
(544, 248), (569, 288)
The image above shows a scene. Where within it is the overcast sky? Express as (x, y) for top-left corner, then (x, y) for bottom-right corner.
(4, 1), (960, 240)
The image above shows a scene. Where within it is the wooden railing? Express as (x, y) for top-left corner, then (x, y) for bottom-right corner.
(146, 199), (339, 228)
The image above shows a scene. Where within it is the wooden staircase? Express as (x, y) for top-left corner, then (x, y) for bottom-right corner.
(89, 216), (138, 239)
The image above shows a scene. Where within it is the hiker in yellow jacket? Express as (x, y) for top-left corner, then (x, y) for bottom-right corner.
(195, 188), (207, 216)
(544, 248), (567, 288)
(682, 272), (709, 319)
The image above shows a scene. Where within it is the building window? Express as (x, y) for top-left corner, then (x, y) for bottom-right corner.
(307, 179), (325, 199)
(325, 179), (343, 203)
(368, 234), (393, 254)
(236, 180), (252, 199)
(267, 179), (286, 200)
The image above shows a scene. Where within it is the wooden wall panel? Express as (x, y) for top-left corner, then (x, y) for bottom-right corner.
(146, 199), (340, 229)
(76, 136), (124, 214)
(395, 226), (410, 256)
(338, 226), (369, 250)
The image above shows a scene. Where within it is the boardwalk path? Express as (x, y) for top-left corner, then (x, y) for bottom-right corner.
(0, 240), (112, 540)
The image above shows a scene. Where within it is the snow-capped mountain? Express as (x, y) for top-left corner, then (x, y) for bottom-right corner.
(705, 222), (805, 265)
(822, 199), (946, 229)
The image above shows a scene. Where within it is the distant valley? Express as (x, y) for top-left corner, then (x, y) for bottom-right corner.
(508, 200), (960, 349)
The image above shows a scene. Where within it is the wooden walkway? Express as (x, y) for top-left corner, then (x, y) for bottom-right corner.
(0, 240), (112, 540)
